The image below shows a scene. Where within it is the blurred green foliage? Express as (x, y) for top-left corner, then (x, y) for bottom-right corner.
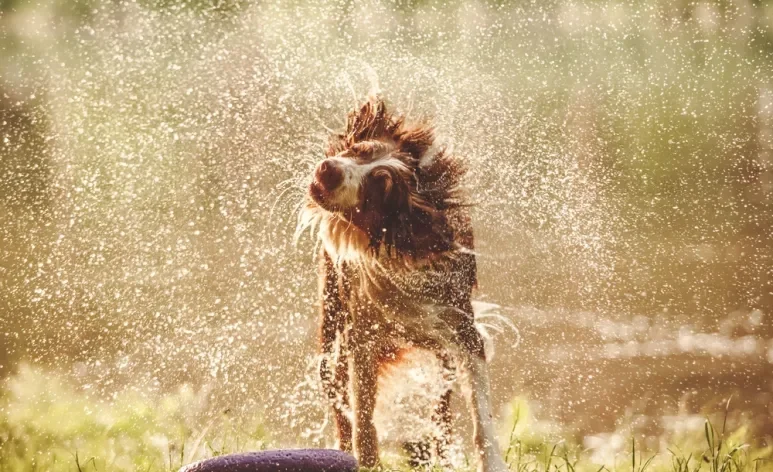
(0, 365), (269, 471)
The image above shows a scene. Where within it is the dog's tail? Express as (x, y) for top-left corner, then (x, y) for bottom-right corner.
(472, 301), (521, 362)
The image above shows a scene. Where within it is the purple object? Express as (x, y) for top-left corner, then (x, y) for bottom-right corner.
(179, 449), (358, 472)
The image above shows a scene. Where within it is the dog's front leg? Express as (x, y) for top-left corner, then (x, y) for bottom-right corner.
(350, 325), (379, 467)
(318, 250), (353, 451)
(454, 318), (508, 472)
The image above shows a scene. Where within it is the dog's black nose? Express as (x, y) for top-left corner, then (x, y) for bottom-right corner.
(315, 159), (344, 191)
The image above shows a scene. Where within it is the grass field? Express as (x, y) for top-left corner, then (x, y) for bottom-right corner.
(1, 366), (770, 472)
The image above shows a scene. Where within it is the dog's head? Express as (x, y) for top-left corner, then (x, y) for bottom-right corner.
(298, 97), (469, 263)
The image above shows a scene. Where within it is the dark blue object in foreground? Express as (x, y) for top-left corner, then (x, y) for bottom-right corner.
(179, 449), (358, 472)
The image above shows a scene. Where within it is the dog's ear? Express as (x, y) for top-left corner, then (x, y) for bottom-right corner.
(363, 168), (394, 211)
(372, 169), (394, 200)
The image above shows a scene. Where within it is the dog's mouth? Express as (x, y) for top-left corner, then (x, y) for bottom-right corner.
(309, 180), (345, 213)
(309, 180), (326, 206)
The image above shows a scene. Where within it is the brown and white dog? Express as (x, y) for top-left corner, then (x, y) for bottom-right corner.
(297, 96), (508, 472)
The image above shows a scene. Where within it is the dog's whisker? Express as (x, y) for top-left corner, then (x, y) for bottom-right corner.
(268, 185), (304, 243)
(275, 176), (302, 190)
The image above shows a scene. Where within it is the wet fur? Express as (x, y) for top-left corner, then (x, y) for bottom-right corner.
(299, 97), (507, 472)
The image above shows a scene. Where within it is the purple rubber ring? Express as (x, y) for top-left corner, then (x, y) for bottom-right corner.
(179, 449), (358, 472)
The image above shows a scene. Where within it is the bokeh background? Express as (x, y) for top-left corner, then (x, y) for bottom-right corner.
(1, 0), (772, 469)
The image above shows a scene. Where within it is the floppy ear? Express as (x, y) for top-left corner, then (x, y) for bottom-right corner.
(372, 169), (394, 197)
(363, 169), (394, 211)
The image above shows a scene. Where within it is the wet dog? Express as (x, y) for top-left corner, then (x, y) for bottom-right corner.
(297, 96), (507, 472)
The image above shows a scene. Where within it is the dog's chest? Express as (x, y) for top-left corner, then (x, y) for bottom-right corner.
(346, 261), (463, 345)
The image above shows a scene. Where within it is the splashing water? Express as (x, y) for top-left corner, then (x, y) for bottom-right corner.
(2, 0), (772, 449)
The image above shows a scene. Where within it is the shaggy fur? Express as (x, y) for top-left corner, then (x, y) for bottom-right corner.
(297, 96), (507, 472)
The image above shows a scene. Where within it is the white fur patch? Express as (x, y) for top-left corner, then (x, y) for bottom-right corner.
(319, 216), (370, 264)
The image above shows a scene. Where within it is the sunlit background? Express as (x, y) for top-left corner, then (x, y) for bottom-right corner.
(1, 0), (772, 470)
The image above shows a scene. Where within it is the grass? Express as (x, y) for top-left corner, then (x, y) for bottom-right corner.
(0, 366), (770, 472)
(0, 365), (269, 471)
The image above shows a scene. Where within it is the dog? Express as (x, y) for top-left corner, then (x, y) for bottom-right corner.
(296, 96), (508, 472)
